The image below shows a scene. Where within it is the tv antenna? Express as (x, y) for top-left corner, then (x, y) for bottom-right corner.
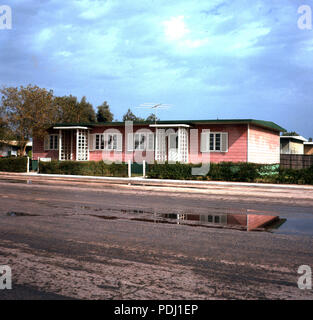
(136, 103), (172, 124)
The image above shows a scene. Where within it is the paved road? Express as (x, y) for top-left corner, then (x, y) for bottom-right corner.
(0, 175), (313, 300)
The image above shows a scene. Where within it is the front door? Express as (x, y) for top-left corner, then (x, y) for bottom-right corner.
(168, 133), (179, 162)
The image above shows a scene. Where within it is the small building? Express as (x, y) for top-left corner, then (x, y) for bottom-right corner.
(33, 119), (285, 164)
(280, 136), (308, 155)
(304, 142), (313, 155)
(0, 140), (32, 157)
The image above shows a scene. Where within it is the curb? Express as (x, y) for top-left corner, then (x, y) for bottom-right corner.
(1, 172), (313, 190)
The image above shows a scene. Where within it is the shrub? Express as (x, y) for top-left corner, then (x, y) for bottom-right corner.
(147, 162), (199, 180)
(0, 157), (28, 173)
(39, 161), (128, 177)
(276, 167), (313, 185)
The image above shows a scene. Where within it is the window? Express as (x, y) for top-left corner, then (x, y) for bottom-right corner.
(107, 134), (117, 151)
(201, 131), (228, 153)
(134, 133), (146, 150)
(94, 133), (121, 151)
(133, 132), (154, 151)
(45, 134), (58, 150)
(210, 133), (221, 151)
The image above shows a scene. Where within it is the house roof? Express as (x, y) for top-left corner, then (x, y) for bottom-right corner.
(0, 140), (32, 147)
(52, 119), (286, 132)
(280, 136), (308, 142)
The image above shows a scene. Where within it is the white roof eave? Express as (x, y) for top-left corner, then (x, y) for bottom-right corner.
(149, 124), (191, 128)
(53, 126), (90, 130)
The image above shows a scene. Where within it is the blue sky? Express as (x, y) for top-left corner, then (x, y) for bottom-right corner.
(1, 0), (313, 137)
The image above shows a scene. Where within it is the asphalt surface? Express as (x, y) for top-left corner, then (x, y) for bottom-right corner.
(0, 174), (313, 300)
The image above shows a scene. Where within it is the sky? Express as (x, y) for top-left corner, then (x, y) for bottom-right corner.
(1, 0), (313, 137)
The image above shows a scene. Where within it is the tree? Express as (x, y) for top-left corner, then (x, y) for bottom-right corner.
(54, 95), (96, 123)
(0, 85), (57, 155)
(146, 113), (160, 122)
(77, 96), (96, 123)
(122, 109), (145, 122)
(282, 131), (300, 136)
(96, 101), (114, 122)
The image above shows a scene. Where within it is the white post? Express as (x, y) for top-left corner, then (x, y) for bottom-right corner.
(26, 157), (30, 173)
(76, 129), (79, 161)
(143, 160), (146, 178)
(59, 130), (62, 161)
(128, 160), (131, 178)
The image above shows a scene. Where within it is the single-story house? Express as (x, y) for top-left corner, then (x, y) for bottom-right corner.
(304, 142), (313, 155)
(32, 119), (285, 164)
(280, 136), (308, 155)
(0, 140), (32, 157)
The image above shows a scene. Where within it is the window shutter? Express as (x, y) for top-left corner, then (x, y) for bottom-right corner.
(200, 132), (210, 152)
(221, 132), (228, 152)
(147, 133), (154, 151)
(103, 133), (108, 150)
(44, 135), (50, 151)
(127, 133), (133, 152)
(88, 134), (95, 151)
(55, 134), (59, 150)
(117, 133), (123, 152)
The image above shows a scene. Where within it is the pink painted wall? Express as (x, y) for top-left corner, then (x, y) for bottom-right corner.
(32, 130), (58, 160)
(189, 124), (248, 163)
(248, 125), (280, 164)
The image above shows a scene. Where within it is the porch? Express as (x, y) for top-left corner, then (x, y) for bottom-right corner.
(53, 126), (90, 161)
(150, 124), (190, 163)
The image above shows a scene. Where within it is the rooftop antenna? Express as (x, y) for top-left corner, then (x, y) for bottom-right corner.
(136, 103), (172, 125)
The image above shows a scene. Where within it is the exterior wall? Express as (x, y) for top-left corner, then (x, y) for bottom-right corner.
(189, 124), (248, 163)
(89, 125), (155, 164)
(280, 139), (304, 155)
(32, 130), (59, 160)
(248, 125), (280, 164)
(32, 123), (281, 165)
(304, 144), (313, 155)
(0, 144), (17, 157)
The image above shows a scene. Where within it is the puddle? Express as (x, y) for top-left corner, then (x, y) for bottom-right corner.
(272, 213), (313, 237)
(92, 208), (286, 233)
(4, 205), (313, 237)
(6, 211), (39, 217)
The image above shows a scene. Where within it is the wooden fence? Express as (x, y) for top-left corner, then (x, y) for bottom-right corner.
(280, 154), (313, 169)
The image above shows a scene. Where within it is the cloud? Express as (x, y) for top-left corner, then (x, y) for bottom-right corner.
(0, 0), (313, 137)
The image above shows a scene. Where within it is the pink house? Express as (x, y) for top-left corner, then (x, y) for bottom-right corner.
(32, 119), (285, 164)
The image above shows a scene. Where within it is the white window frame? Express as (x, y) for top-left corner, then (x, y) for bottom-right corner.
(210, 132), (222, 152)
(45, 134), (59, 150)
(94, 133), (121, 151)
(134, 132), (154, 151)
(107, 133), (118, 151)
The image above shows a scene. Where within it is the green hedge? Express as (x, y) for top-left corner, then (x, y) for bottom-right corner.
(276, 168), (313, 185)
(0, 157), (28, 173)
(38, 160), (313, 185)
(39, 161), (128, 177)
(148, 162), (199, 180)
(147, 162), (278, 182)
(147, 161), (313, 185)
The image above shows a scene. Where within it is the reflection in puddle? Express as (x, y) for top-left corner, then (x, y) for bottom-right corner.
(116, 208), (286, 232)
(6, 211), (39, 217)
(159, 213), (285, 232)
